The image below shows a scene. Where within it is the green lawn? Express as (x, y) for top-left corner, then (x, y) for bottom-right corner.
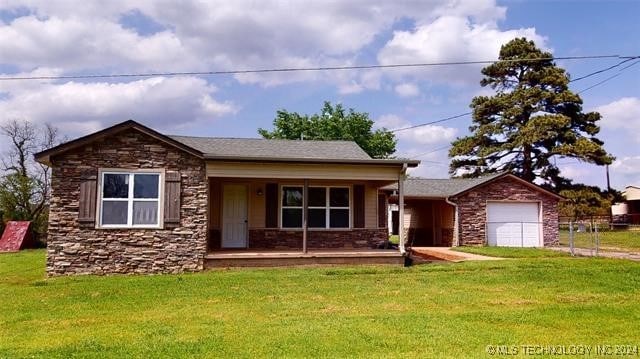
(452, 246), (569, 258)
(1, 250), (640, 358)
(559, 229), (640, 252)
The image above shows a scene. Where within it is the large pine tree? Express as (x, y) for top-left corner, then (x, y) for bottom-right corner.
(449, 38), (612, 187)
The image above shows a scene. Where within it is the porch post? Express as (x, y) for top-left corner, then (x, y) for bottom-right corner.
(303, 179), (308, 253)
(398, 165), (406, 255)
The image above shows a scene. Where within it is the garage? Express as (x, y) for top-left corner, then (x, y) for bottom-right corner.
(486, 202), (541, 247)
(383, 173), (561, 247)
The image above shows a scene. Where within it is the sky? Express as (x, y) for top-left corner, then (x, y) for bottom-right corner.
(0, 0), (638, 190)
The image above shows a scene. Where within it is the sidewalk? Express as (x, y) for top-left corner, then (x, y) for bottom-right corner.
(411, 247), (504, 262)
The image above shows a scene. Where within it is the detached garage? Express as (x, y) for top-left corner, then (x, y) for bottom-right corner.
(385, 173), (561, 247)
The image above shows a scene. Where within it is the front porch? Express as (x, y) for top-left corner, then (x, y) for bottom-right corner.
(205, 248), (403, 267)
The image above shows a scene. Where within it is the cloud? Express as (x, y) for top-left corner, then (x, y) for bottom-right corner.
(610, 156), (640, 188)
(0, 76), (236, 136)
(394, 83), (420, 97)
(376, 114), (457, 146)
(596, 97), (640, 133)
(398, 125), (457, 145)
(0, 0), (536, 90)
(0, 15), (196, 72)
(377, 16), (547, 86)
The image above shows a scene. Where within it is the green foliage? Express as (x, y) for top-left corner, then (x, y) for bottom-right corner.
(449, 38), (613, 187)
(558, 183), (613, 220)
(0, 173), (39, 221)
(0, 120), (60, 241)
(259, 101), (397, 158)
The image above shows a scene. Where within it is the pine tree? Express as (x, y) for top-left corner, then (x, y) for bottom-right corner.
(449, 38), (612, 187)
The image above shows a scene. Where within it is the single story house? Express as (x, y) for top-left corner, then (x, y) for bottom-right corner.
(35, 120), (419, 275)
(612, 186), (640, 225)
(383, 173), (562, 247)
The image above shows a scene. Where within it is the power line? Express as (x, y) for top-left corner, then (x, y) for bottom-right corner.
(569, 56), (639, 82)
(390, 112), (471, 132)
(408, 145), (451, 159)
(578, 59), (640, 94)
(388, 56), (640, 134)
(0, 54), (629, 81)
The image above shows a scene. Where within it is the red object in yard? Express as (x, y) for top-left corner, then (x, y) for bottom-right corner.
(0, 221), (34, 252)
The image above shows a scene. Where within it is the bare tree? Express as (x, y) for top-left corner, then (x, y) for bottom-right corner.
(0, 119), (63, 235)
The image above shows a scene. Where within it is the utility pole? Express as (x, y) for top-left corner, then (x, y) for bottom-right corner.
(606, 164), (613, 229)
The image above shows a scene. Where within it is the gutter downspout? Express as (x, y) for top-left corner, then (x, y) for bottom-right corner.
(445, 197), (459, 247)
(398, 164), (407, 255)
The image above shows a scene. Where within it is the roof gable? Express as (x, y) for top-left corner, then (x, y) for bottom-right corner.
(34, 120), (203, 165)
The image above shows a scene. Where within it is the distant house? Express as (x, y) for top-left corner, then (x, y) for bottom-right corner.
(612, 186), (640, 225)
(383, 173), (562, 247)
(35, 120), (419, 275)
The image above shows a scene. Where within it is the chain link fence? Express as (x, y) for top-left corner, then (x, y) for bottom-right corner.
(558, 216), (640, 258)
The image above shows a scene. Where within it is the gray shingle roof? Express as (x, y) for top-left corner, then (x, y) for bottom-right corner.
(385, 172), (506, 198)
(170, 135), (372, 161)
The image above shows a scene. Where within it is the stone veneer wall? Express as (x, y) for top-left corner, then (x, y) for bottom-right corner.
(47, 129), (208, 275)
(248, 229), (388, 249)
(452, 177), (559, 246)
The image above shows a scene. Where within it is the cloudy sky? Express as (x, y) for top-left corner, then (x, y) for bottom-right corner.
(0, 0), (638, 189)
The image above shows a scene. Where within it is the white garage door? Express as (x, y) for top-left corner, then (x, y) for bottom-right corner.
(486, 202), (541, 247)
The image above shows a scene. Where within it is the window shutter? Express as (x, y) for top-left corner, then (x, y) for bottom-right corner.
(353, 184), (365, 228)
(78, 175), (97, 226)
(265, 183), (278, 228)
(164, 171), (181, 228)
(378, 193), (387, 228)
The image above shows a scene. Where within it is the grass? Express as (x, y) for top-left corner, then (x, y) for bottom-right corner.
(559, 229), (640, 251)
(452, 246), (570, 258)
(1, 250), (640, 358)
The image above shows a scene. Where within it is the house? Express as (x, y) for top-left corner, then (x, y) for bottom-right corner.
(35, 120), (419, 275)
(612, 186), (640, 225)
(383, 173), (562, 247)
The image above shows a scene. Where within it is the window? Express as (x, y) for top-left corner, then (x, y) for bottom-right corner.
(280, 186), (350, 229)
(100, 171), (162, 228)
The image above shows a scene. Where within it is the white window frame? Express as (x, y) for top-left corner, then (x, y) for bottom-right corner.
(97, 169), (164, 229)
(279, 185), (351, 229)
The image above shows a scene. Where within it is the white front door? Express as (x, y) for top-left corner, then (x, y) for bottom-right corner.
(486, 202), (541, 247)
(222, 184), (248, 248)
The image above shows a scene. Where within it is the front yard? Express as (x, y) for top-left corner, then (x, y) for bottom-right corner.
(1, 250), (639, 358)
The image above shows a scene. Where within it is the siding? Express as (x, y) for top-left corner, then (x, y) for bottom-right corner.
(206, 161), (401, 181)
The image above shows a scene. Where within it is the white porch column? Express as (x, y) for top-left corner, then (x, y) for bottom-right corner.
(398, 165), (406, 255)
(303, 179), (308, 253)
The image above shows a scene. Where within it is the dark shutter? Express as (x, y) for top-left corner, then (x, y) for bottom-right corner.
(378, 193), (387, 228)
(265, 183), (278, 228)
(164, 171), (181, 228)
(78, 175), (97, 226)
(353, 184), (365, 228)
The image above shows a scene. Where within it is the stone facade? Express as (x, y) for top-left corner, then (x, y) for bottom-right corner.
(248, 228), (388, 249)
(451, 177), (559, 246)
(47, 129), (208, 276)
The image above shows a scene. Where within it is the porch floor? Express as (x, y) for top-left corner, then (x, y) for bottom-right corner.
(205, 249), (403, 268)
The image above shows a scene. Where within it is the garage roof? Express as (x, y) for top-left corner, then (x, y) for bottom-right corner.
(385, 172), (563, 200)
